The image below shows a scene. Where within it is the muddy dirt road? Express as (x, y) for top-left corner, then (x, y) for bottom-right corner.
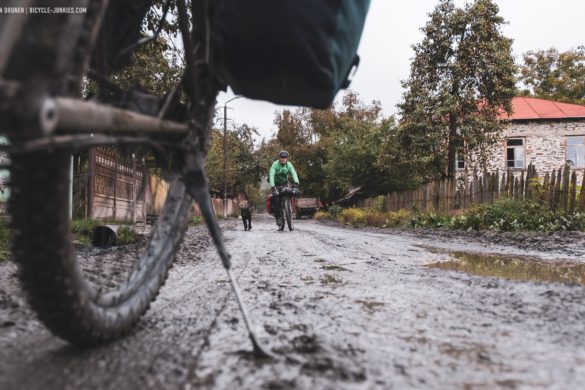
(1, 214), (585, 389)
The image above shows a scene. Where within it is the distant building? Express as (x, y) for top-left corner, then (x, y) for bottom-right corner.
(459, 97), (585, 179)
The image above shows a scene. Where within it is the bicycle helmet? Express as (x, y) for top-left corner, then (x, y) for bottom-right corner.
(279, 150), (289, 158)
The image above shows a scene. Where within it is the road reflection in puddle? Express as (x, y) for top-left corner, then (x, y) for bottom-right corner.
(425, 251), (585, 286)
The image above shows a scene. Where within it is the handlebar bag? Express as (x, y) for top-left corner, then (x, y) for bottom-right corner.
(212, 0), (371, 109)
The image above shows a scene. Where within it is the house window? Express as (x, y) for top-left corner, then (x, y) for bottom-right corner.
(506, 138), (525, 169)
(455, 149), (465, 170)
(567, 136), (585, 167)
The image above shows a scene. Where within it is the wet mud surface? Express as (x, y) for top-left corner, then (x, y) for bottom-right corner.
(1, 214), (585, 389)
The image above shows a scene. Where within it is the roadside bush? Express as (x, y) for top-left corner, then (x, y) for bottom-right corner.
(549, 212), (585, 231)
(383, 209), (411, 228)
(473, 199), (553, 231)
(365, 211), (385, 227)
(314, 198), (585, 232)
(116, 226), (138, 245)
(314, 211), (330, 221)
(328, 204), (343, 219)
(71, 219), (100, 247)
(372, 195), (386, 212)
(189, 216), (203, 226)
(71, 219), (100, 236)
(411, 212), (452, 228)
(339, 207), (367, 225)
(449, 212), (482, 231)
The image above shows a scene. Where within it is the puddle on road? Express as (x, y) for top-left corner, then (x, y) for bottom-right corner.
(425, 251), (585, 286)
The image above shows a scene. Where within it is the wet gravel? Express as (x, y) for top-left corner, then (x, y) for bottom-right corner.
(1, 215), (585, 389)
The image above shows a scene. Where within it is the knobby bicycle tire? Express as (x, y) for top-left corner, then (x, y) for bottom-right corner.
(278, 199), (285, 231)
(4, 1), (195, 346)
(285, 198), (294, 231)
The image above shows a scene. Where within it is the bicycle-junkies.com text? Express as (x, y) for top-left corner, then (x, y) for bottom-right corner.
(0, 7), (87, 15)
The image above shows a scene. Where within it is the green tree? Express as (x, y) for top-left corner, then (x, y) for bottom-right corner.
(269, 108), (330, 198)
(206, 124), (263, 196)
(323, 92), (409, 197)
(518, 47), (585, 105)
(263, 92), (411, 201)
(397, 0), (516, 180)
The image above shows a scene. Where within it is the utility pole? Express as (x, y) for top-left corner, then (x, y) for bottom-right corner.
(223, 95), (242, 218)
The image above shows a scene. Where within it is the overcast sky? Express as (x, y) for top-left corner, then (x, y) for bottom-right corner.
(216, 0), (585, 142)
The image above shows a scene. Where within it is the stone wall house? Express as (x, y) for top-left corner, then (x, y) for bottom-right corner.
(459, 97), (585, 181)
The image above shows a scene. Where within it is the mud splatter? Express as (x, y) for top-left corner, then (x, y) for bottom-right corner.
(320, 274), (343, 285)
(320, 265), (350, 272)
(354, 299), (385, 313)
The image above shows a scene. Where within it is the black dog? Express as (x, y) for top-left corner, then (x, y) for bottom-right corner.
(239, 201), (253, 231)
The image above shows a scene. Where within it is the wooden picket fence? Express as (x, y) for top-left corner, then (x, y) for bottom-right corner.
(357, 164), (585, 215)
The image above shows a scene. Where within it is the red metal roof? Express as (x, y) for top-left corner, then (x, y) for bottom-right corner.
(499, 96), (585, 120)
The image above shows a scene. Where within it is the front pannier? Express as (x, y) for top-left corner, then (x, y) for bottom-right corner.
(212, 0), (371, 109)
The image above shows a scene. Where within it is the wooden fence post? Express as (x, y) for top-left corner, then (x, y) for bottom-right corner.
(542, 172), (550, 204)
(500, 172), (506, 200)
(552, 168), (562, 212)
(579, 175), (585, 212)
(569, 170), (577, 215)
(507, 170), (514, 198)
(494, 169), (500, 201)
(561, 164), (570, 214)
(548, 171), (555, 208)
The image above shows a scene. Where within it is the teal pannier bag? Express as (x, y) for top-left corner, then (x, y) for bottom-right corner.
(212, 0), (371, 109)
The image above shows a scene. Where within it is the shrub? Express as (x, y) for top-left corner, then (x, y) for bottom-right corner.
(365, 211), (385, 227)
(116, 226), (138, 245)
(316, 198), (585, 232)
(477, 199), (552, 231)
(339, 207), (367, 225)
(328, 204), (343, 219)
(314, 211), (330, 221)
(372, 195), (386, 212)
(383, 209), (411, 228)
(189, 216), (203, 226)
(71, 219), (101, 247)
(71, 219), (100, 236)
(411, 211), (452, 228)
(549, 212), (585, 231)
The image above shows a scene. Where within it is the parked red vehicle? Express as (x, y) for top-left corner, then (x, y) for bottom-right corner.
(293, 197), (321, 219)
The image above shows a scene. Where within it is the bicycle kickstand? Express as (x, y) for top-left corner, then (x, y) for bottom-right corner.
(185, 169), (273, 359)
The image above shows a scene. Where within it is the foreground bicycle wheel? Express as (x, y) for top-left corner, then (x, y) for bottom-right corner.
(3, 1), (196, 345)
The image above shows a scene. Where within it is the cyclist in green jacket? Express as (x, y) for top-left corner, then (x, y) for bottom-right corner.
(269, 150), (299, 189)
(269, 150), (300, 226)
